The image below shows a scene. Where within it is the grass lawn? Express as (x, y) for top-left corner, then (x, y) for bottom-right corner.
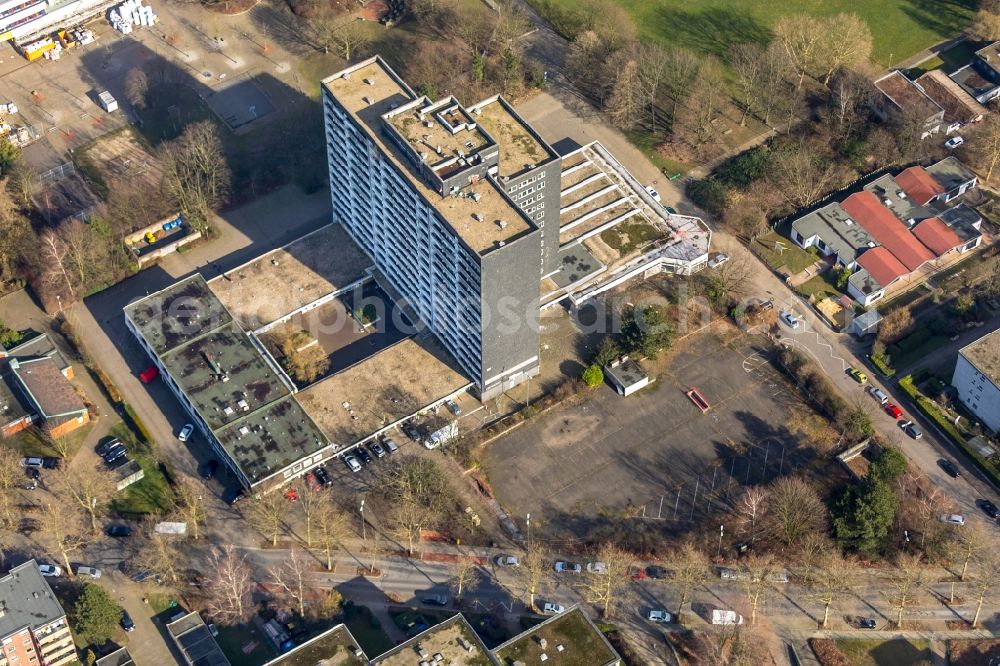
(797, 271), (843, 301)
(753, 231), (818, 274)
(6, 423), (93, 458)
(906, 39), (990, 78)
(624, 130), (693, 176)
(600, 220), (668, 254)
(529, 0), (973, 66)
(835, 638), (932, 666)
(216, 624), (274, 666)
(344, 606), (394, 657)
(107, 423), (175, 517)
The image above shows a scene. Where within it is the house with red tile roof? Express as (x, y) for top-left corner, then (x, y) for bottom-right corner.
(790, 157), (984, 306)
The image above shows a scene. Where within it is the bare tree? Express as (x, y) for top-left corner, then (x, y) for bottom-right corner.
(313, 493), (349, 571)
(730, 44), (765, 126)
(125, 68), (149, 110)
(270, 548), (313, 617)
(37, 229), (76, 304)
(805, 548), (856, 628)
(160, 121), (231, 231)
(329, 16), (371, 61)
(205, 545), (255, 625)
(451, 557), (480, 602)
(388, 487), (429, 556)
(766, 140), (842, 208)
(131, 525), (182, 585)
(829, 67), (875, 129)
(670, 542), (709, 622)
(294, 480), (322, 547)
(815, 14), (872, 86)
(40, 501), (87, 575)
(883, 552), (926, 628)
(0, 181), (32, 282)
(172, 475), (207, 540)
(739, 553), (776, 625)
(245, 491), (286, 547)
(767, 476), (825, 547)
(582, 543), (632, 619)
(757, 43), (795, 127)
(606, 58), (642, 131)
(968, 114), (1000, 183)
(773, 15), (825, 89)
(514, 543), (549, 612)
(53, 463), (118, 533)
(968, 0), (1000, 41)
(876, 307), (913, 343)
(737, 486), (767, 537)
(968, 546), (1000, 627)
(0, 446), (22, 529)
(673, 56), (727, 154)
(952, 520), (989, 582)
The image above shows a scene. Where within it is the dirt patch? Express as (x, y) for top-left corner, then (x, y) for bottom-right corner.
(78, 127), (163, 192)
(950, 639), (1000, 665)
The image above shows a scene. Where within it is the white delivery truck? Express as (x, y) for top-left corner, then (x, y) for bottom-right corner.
(711, 609), (744, 625)
(154, 521), (187, 535)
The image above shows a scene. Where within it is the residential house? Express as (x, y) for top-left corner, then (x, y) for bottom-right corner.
(790, 157), (983, 305)
(9, 357), (89, 438)
(0, 560), (77, 666)
(0, 376), (32, 438)
(915, 69), (988, 131)
(953, 328), (1000, 433)
(951, 41), (1000, 104)
(872, 71), (945, 138)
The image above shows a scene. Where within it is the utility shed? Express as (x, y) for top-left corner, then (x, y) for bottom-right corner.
(603, 356), (650, 396)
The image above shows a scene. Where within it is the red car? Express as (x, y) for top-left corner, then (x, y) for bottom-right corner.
(284, 488), (299, 502)
(304, 471), (322, 492)
(139, 366), (159, 383)
(885, 404), (903, 419)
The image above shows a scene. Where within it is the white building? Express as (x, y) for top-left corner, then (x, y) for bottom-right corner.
(0, 0), (114, 43)
(952, 328), (1000, 433)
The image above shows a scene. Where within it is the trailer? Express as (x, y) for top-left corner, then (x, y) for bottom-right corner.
(686, 387), (710, 413)
(98, 91), (118, 112)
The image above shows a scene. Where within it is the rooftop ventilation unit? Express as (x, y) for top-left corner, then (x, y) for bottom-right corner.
(884, 198), (892, 207)
(361, 96), (372, 106)
(843, 218), (853, 225)
(341, 72), (350, 80)
(497, 219), (508, 229)
(473, 213), (483, 222)
(363, 77), (374, 86)
(898, 190), (907, 199)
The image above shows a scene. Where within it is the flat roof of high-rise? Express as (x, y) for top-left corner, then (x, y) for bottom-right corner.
(960, 327), (1000, 387)
(322, 57), (536, 255)
(469, 96), (558, 177)
(0, 560), (66, 638)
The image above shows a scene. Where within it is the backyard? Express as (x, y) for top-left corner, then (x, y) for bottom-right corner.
(834, 638), (932, 666)
(753, 231), (819, 275)
(530, 0), (974, 65)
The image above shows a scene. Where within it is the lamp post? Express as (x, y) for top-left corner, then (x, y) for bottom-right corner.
(717, 524), (724, 557)
(526, 513), (530, 545)
(360, 498), (366, 544)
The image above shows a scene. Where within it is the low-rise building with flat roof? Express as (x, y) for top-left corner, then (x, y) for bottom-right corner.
(371, 614), (496, 666)
(953, 327), (1000, 433)
(872, 71), (945, 137)
(493, 607), (621, 666)
(166, 611), (230, 666)
(95, 647), (135, 666)
(0, 560), (77, 666)
(9, 356), (89, 438)
(125, 274), (332, 491)
(915, 69), (988, 128)
(263, 624), (367, 666)
(603, 356), (649, 396)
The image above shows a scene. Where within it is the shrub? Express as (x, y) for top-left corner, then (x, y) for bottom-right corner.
(713, 146), (770, 188)
(686, 178), (729, 217)
(582, 364), (604, 388)
(809, 639), (852, 666)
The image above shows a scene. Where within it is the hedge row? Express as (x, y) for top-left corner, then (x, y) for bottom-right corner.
(898, 375), (1000, 488)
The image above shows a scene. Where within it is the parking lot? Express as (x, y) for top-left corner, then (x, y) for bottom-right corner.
(483, 324), (815, 540)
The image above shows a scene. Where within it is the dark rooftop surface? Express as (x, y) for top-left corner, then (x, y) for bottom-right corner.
(0, 374), (30, 424)
(11, 357), (86, 417)
(264, 624), (367, 666)
(875, 71), (943, 119)
(604, 356), (647, 388)
(372, 614), (495, 666)
(0, 560), (67, 638)
(551, 244), (604, 289)
(125, 275), (232, 355)
(167, 612), (231, 666)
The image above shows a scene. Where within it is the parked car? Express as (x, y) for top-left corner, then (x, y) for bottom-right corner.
(344, 455), (362, 473)
(223, 487), (245, 505)
(867, 386), (888, 405)
(644, 185), (661, 202)
(708, 253), (730, 269)
(664, 205), (678, 214)
(104, 448), (127, 466)
(771, 572), (790, 584)
(444, 399), (461, 416)
(940, 514), (966, 526)
(106, 524), (132, 538)
(401, 422), (421, 442)
(383, 437), (400, 454)
(711, 609), (743, 625)
(554, 561), (582, 573)
(847, 368), (867, 385)
(284, 488), (299, 502)
(356, 447), (373, 465)
(38, 564), (62, 577)
(884, 404), (903, 419)
(719, 567), (743, 581)
(313, 466), (333, 487)
(938, 459), (961, 478)
(96, 438), (123, 457)
(75, 565), (101, 579)
(41, 457), (61, 469)
(586, 562), (607, 574)
(21, 457), (43, 468)
(901, 420), (922, 439)
(138, 366), (159, 383)
(977, 499), (999, 519)
(945, 136), (965, 149)
(120, 610), (135, 632)
(199, 460), (219, 480)
(494, 554), (520, 568)
(645, 566), (672, 579)
(421, 594), (449, 607)
(858, 617), (877, 629)
(304, 471), (322, 492)
(178, 424), (194, 442)
(541, 602), (565, 615)
(648, 609), (672, 624)
(369, 441), (386, 458)
(779, 311), (800, 329)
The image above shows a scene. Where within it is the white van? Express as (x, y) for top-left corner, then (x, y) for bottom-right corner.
(867, 386), (888, 405)
(711, 609), (744, 625)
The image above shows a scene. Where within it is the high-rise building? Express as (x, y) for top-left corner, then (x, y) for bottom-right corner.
(0, 561), (76, 666)
(322, 57), (561, 400)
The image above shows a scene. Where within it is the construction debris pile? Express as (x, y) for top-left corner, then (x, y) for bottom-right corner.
(109, 0), (157, 34)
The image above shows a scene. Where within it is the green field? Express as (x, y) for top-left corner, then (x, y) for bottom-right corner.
(530, 0), (974, 66)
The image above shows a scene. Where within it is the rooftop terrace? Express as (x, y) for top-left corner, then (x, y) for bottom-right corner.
(125, 275), (232, 355)
(494, 607), (619, 666)
(961, 327), (1000, 386)
(160, 321), (289, 430)
(372, 615), (495, 666)
(297, 336), (470, 447)
(469, 96), (556, 177)
(323, 58), (535, 255)
(875, 71), (943, 119)
(386, 97), (493, 180)
(264, 625), (366, 666)
(209, 224), (372, 330)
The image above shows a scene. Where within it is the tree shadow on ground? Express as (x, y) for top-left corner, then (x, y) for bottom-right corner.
(650, 6), (772, 58)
